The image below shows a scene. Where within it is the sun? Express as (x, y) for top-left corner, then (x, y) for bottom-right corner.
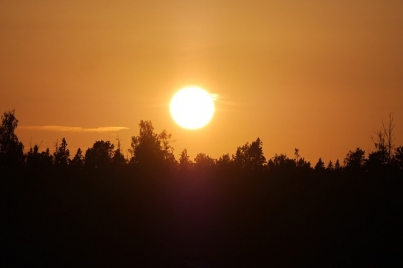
(170, 86), (215, 130)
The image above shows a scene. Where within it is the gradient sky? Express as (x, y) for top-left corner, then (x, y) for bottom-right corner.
(1, 0), (403, 164)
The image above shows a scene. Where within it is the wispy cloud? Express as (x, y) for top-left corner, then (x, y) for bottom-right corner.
(212, 94), (242, 106)
(19, 126), (129, 132)
(211, 93), (220, 101)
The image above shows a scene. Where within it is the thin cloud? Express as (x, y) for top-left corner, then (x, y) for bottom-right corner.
(19, 126), (129, 132)
(211, 93), (220, 101)
(212, 94), (242, 106)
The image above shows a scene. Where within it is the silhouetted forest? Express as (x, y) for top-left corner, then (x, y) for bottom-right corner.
(1, 110), (402, 267)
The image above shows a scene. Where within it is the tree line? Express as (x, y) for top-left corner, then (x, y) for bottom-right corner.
(1, 110), (402, 179)
(2, 109), (402, 266)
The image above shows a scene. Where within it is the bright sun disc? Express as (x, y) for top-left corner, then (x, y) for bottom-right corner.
(170, 86), (215, 130)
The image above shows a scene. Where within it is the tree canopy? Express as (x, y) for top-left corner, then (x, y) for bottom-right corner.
(0, 110), (402, 178)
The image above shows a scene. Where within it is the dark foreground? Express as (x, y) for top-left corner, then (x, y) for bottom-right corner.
(2, 173), (402, 267)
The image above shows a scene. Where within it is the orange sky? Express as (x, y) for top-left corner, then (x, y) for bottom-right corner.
(1, 0), (403, 164)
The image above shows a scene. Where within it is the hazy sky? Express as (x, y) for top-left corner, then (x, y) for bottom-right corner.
(1, 0), (402, 164)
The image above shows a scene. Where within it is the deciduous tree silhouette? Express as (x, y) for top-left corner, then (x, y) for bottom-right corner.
(268, 154), (296, 170)
(393, 146), (403, 171)
(130, 120), (175, 173)
(112, 137), (126, 168)
(0, 109), (24, 173)
(344, 147), (366, 173)
(194, 153), (215, 176)
(179, 148), (192, 173)
(366, 150), (386, 173)
(84, 140), (114, 170)
(215, 153), (233, 178)
(233, 137), (266, 173)
(25, 145), (53, 177)
(371, 113), (395, 165)
(294, 148), (300, 163)
(158, 129), (176, 165)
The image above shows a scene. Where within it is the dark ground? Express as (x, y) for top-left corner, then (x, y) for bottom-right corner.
(2, 173), (402, 267)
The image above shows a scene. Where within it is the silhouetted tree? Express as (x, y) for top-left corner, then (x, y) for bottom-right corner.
(217, 153), (231, 166)
(366, 150), (386, 173)
(314, 158), (325, 171)
(112, 137), (126, 168)
(84, 140), (114, 170)
(26, 144), (41, 174)
(26, 145), (54, 176)
(269, 153), (287, 167)
(334, 159), (341, 171)
(71, 148), (84, 165)
(41, 148), (54, 169)
(268, 154), (296, 169)
(112, 148), (126, 168)
(393, 146), (403, 171)
(326, 160), (334, 171)
(384, 113), (395, 164)
(297, 158), (311, 168)
(233, 137), (266, 173)
(0, 110), (24, 173)
(371, 113), (395, 165)
(294, 156), (312, 178)
(216, 153), (232, 178)
(344, 148), (366, 173)
(371, 130), (387, 165)
(70, 148), (84, 174)
(53, 138), (70, 168)
(294, 148), (300, 163)
(268, 153), (304, 177)
(179, 148), (192, 173)
(158, 129), (176, 165)
(130, 121), (175, 172)
(130, 120), (160, 166)
(249, 137), (266, 169)
(194, 153), (215, 175)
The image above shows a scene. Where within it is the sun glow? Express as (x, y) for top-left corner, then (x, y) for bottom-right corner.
(170, 86), (215, 130)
